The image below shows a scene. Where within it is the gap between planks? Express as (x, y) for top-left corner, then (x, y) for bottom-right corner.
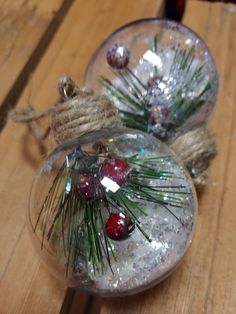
(0, 0), (75, 132)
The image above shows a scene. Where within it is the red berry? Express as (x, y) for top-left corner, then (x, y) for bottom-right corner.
(77, 174), (104, 200)
(150, 104), (170, 125)
(106, 44), (130, 69)
(147, 75), (162, 88)
(105, 213), (135, 240)
(100, 158), (129, 187)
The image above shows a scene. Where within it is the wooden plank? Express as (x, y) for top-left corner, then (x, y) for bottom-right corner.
(0, 1), (164, 313)
(99, 1), (236, 314)
(0, 0), (65, 107)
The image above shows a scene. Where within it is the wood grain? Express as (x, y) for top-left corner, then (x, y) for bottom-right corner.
(0, 1), (164, 313)
(0, 0), (64, 105)
(99, 2), (236, 314)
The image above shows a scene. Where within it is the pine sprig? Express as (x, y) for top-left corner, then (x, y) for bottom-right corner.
(100, 76), (149, 117)
(101, 38), (214, 140)
(34, 149), (189, 275)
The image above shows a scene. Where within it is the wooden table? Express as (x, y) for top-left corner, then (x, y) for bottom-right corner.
(0, 1), (235, 313)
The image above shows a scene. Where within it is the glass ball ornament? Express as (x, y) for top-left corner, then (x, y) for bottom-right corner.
(85, 18), (218, 142)
(28, 128), (197, 296)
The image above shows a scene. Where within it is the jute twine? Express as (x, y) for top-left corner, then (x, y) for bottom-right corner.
(9, 76), (121, 144)
(9, 76), (216, 190)
(170, 127), (217, 190)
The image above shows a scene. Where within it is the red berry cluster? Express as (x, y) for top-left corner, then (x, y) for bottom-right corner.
(77, 158), (129, 200)
(76, 157), (134, 240)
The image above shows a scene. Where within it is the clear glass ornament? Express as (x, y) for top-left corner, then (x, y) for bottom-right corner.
(28, 128), (197, 296)
(85, 18), (218, 142)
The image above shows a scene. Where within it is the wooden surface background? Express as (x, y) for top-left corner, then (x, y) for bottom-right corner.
(0, 1), (236, 313)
